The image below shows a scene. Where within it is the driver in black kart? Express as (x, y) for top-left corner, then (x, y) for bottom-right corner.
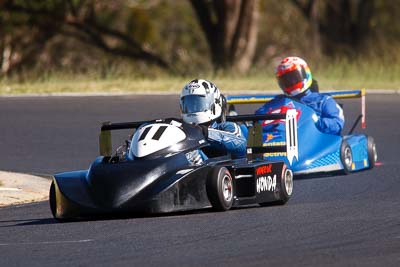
(256, 56), (345, 135)
(180, 79), (247, 159)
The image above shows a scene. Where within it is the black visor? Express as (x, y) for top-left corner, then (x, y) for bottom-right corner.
(277, 69), (304, 90)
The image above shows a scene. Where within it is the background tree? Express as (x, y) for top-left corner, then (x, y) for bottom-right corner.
(0, 0), (172, 77)
(0, 1), (65, 75)
(1, 0), (400, 80)
(291, 0), (374, 56)
(189, 0), (260, 73)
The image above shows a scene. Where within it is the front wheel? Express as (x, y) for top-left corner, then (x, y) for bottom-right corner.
(49, 182), (57, 219)
(206, 167), (234, 211)
(49, 181), (66, 222)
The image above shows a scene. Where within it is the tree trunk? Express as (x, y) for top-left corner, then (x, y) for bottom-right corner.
(309, 0), (322, 59)
(292, 0), (374, 56)
(190, 0), (260, 73)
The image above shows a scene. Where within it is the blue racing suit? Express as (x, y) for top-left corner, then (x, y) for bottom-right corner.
(256, 90), (344, 135)
(300, 90), (344, 135)
(207, 121), (247, 158)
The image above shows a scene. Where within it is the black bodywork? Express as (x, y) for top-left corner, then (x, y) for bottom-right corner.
(50, 115), (293, 220)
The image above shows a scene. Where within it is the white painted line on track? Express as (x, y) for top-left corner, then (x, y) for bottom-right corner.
(0, 239), (94, 246)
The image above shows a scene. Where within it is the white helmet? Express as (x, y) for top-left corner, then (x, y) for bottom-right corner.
(180, 79), (225, 125)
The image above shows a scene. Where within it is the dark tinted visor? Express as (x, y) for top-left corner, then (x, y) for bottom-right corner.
(278, 69), (304, 90)
(181, 95), (208, 113)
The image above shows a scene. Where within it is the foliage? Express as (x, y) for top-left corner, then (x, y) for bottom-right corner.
(189, 0), (260, 73)
(1, 56), (399, 95)
(0, 0), (400, 85)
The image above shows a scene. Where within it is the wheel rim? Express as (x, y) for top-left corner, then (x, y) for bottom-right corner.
(222, 174), (233, 202)
(284, 169), (293, 196)
(344, 146), (352, 168)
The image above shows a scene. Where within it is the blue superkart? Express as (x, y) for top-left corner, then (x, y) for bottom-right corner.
(227, 90), (378, 176)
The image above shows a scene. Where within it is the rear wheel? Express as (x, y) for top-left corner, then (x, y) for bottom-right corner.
(206, 167), (234, 211)
(341, 141), (353, 174)
(367, 136), (377, 169)
(280, 167), (293, 204)
(259, 166), (293, 206)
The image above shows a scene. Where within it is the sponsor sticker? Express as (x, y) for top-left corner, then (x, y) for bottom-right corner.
(256, 174), (277, 193)
(265, 133), (279, 142)
(263, 141), (286, 147)
(256, 164), (272, 175)
(264, 152), (287, 157)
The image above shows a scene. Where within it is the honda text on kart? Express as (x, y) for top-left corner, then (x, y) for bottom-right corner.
(227, 89), (378, 176)
(49, 112), (297, 221)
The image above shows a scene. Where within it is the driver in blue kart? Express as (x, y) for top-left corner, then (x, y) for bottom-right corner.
(180, 79), (247, 158)
(256, 56), (344, 135)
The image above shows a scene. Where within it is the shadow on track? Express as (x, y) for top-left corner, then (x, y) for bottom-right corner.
(2, 205), (269, 226)
(294, 171), (348, 180)
(0, 218), (57, 227)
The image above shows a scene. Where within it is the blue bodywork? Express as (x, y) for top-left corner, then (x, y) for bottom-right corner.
(253, 96), (371, 175)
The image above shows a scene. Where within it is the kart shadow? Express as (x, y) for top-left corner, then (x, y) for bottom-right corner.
(0, 218), (57, 227)
(39, 206), (264, 223)
(1, 205), (280, 226)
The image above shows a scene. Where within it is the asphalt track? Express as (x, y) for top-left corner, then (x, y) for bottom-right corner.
(0, 94), (399, 266)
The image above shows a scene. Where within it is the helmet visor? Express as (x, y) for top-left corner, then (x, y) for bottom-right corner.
(277, 69), (304, 92)
(181, 95), (210, 114)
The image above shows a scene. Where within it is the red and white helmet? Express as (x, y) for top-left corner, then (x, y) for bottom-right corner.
(180, 79), (225, 125)
(276, 57), (313, 96)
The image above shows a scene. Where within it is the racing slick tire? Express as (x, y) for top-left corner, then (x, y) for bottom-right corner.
(49, 181), (68, 222)
(278, 166), (294, 204)
(49, 182), (58, 219)
(340, 141), (353, 174)
(206, 167), (234, 211)
(260, 166), (293, 206)
(49, 182), (79, 222)
(367, 136), (377, 169)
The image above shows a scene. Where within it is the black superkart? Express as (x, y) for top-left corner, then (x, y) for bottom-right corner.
(49, 113), (297, 220)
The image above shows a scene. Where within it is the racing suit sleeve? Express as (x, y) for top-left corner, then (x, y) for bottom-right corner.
(207, 121), (247, 158)
(316, 96), (345, 135)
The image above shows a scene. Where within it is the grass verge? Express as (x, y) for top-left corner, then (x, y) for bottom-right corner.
(1, 60), (399, 95)
(1, 77), (398, 96)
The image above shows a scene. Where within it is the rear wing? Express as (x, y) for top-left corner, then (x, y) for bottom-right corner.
(227, 89), (366, 129)
(227, 112), (298, 164)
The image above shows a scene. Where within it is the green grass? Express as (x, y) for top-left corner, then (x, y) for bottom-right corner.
(0, 76), (279, 95)
(313, 58), (400, 90)
(0, 76), (397, 96)
(1, 60), (399, 95)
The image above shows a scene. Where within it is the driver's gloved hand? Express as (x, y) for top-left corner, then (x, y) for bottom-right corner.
(228, 104), (238, 116)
